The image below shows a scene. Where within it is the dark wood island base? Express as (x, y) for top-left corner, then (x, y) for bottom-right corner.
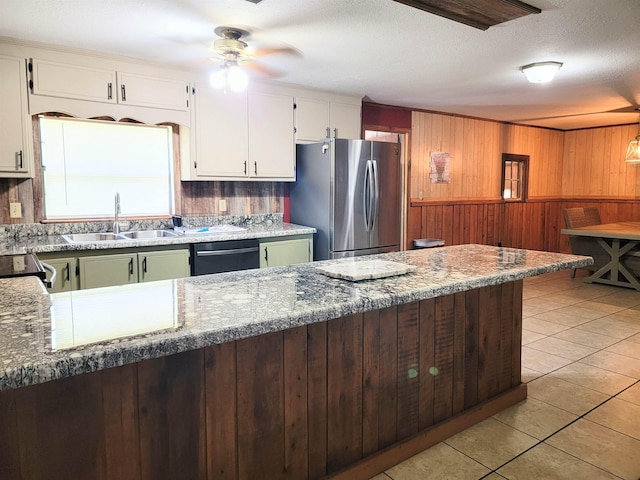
(0, 280), (524, 480)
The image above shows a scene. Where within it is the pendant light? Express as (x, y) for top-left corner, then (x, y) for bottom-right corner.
(625, 109), (640, 164)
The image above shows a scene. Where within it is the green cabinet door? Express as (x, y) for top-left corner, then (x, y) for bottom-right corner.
(138, 249), (190, 283)
(79, 253), (138, 289)
(260, 237), (312, 268)
(39, 256), (78, 293)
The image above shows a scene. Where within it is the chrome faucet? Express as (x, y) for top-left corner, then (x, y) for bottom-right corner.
(113, 192), (121, 234)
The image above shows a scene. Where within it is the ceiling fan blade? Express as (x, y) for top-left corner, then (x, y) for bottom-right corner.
(245, 62), (283, 79)
(251, 46), (302, 59)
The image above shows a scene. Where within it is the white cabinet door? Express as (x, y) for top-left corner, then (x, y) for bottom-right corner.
(117, 72), (189, 111)
(31, 59), (116, 103)
(330, 101), (361, 139)
(190, 84), (248, 179)
(0, 55), (32, 177)
(248, 91), (295, 180)
(295, 96), (330, 142)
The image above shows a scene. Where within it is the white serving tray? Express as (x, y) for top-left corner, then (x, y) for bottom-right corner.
(315, 260), (417, 282)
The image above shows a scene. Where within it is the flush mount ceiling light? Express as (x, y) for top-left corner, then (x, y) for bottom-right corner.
(520, 61), (563, 83)
(625, 109), (640, 164)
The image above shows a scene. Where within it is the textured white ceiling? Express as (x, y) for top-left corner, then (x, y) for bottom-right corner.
(1, 0), (639, 130)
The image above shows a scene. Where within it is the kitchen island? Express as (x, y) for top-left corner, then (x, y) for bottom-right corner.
(0, 245), (591, 480)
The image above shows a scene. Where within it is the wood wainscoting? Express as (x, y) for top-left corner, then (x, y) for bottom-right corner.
(0, 281), (525, 480)
(408, 197), (640, 253)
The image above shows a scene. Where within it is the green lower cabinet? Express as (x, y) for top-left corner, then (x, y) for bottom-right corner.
(260, 236), (313, 268)
(138, 249), (190, 283)
(41, 247), (190, 291)
(79, 253), (138, 289)
(40, 256), (79, 293)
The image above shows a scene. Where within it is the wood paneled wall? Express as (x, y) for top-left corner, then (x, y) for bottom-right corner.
(410, 112), (565, 200)
(562, 124), (640, 196)
(408, 198), (640, 253)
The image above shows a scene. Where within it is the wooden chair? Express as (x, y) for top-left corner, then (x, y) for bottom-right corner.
(562, 207), (607, 278)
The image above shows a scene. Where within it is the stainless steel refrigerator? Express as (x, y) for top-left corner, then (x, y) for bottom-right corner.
(290, 138), (401, 260)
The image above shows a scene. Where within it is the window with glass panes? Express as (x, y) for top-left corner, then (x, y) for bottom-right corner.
(501, 153), (528, 202)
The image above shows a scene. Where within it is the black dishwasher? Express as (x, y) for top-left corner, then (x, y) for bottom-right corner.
(190, 239), (260, 276)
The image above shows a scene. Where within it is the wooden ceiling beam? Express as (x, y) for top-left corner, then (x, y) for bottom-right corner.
(391, 0), (541, 30)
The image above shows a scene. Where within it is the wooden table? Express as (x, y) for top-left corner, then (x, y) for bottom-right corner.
(561, 221), (640, 290)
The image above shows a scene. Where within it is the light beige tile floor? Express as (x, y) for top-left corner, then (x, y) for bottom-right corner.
(371, 270), (640, 480)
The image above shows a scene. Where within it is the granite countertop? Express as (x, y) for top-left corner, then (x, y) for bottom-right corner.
(0, 245), (592, 391)
(0, 216), (316, 255)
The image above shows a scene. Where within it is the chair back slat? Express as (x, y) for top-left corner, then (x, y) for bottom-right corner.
(563, 207), (601, 228)
(562, 207), (604, 274)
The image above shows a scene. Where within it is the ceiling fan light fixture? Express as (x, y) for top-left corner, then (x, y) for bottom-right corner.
(210, 59), (248, 93)
(520, 61), (563, 83)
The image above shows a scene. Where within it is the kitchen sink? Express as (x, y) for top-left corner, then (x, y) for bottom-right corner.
(119, 229), (178, 239)
(62, 230), (178, 243)
(62, 233), (123, 243)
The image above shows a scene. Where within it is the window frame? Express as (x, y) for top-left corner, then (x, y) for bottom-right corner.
(501, 153), (529, 203)
(36, 114), (176, 221)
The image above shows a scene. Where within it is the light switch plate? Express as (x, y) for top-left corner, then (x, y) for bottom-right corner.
(9, 202), (22, 218)
(219, 199), (227, 212)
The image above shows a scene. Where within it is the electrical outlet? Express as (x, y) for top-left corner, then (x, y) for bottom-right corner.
(13, 256), (25, 272)
(219, 199), (227, 212)
(9, 202), (22, 218)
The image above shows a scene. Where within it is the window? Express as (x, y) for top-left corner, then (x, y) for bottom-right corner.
(501, 153), (528, 202)
(40, 116), (174, 219)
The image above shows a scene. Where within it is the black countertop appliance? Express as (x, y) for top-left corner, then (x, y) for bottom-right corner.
(0, 253), (55, 287)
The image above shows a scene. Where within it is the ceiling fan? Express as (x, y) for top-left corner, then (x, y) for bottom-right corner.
(209, 26), (299, 91)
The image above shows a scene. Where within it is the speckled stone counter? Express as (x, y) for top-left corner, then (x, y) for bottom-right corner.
(0, 214), (315, 255)
(0, 245), (591, 391)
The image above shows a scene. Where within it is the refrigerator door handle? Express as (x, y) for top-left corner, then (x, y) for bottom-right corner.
(363, 160), (371, 230)
(371, 159), (379, 231)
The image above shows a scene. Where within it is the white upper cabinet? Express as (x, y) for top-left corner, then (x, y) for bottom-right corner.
(330, 101), (361, 139)
(248, 90), (295, 180)
(182, 85), (295, 182)
(0, 55), (32, 177)
(295, 92), (361, 143)
(294, 96), (331, 142)
(31, 59), (117, 103)
(30, 59), (188, 111)
(117, 72), (189, 111)
(183, 83), (248, 179)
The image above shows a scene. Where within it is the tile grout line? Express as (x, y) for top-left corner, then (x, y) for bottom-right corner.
(477, 385), (635, 479)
